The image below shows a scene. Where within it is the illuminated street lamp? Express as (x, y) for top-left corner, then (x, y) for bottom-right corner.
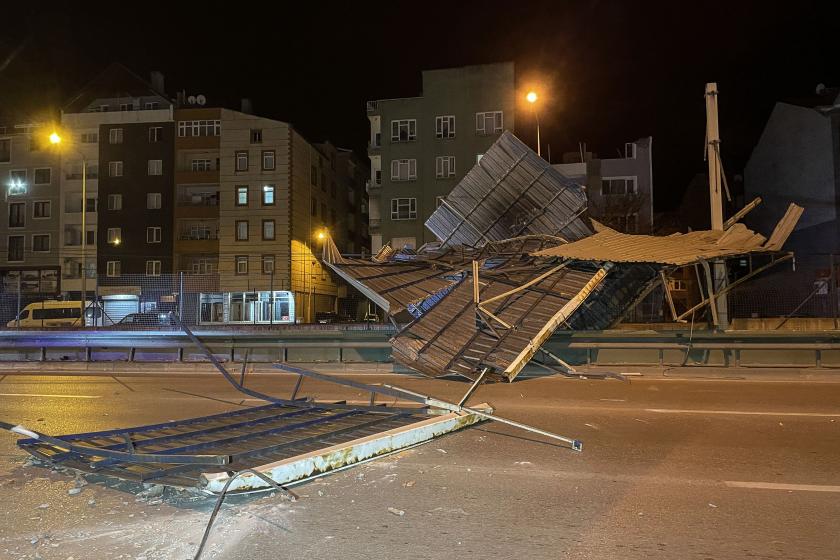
(49, 131), (90, 324)
(526, 91), (541, 157)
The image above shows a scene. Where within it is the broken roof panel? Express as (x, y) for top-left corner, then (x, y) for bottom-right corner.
(425, 131), (592, 247)
(533, 206), (803, 266)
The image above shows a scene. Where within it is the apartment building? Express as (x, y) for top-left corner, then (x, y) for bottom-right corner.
(59, 63), (173, 296)
(0, 121), (61, 294)
(366, 62), (515, 251)
(553, 137), (654, 233)
(97, 121), (175, 277)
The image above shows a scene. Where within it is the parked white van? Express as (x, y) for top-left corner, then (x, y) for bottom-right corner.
(6, 301), (100, 328)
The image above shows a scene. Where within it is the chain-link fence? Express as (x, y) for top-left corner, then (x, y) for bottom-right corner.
(0, 272), (382, 330)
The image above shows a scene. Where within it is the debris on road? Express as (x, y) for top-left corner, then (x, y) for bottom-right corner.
(388, 507), (406, 517)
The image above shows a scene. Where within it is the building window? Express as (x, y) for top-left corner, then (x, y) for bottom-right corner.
(390, 198), (417, 220)
(147, 159), (163, 176)
(86, 197), (96, 213)
(109, 128), (124, 144)
(7, 235), (24, 261)
(262, 185), (275, 205)
(235, 255), (248, 275)
(236, 220), (249, 241)
(0, 138), (12, 162)
(235, 151), (249, 171)
(601, 177), (637, 195)
(262, 219), (275, 240)
(9, 202), (25, 228)
(120, 102), (133, 111)
(86, 228), (95, 246)
(310, 165), (317, 186)
(10, 169), (26, 184)
(147, 227), (162, 243)
(146, 260), (161, 276)
(262, 150), (275, 171)
(106, 260), (121, 277)
(390, 119), (417, 142)
(191, 159), (211, 171)
(311, 196), (317, 216)
(475, 111), (503, 135)
(612, 213), (638, 233)
(251, 129), (263, 143)
(435, 156), (455, 178)
(374, 169), (382, 185)
(235, 186), (249, 206)
(145, 192), (161, 209)
(33, 168), (51, 184)
(145, 101), (160, 110)
(625, 142), (637, 158)
(435, 115), (455, 138)
(107, 194), (122, 210)
(262, 255), (275, 274)
(80, 132), (98, 144)
(107, 227), (121, 244)
(108, 161), (123, 177)
(33, 200), (50, 218)
(32, 234), (50, 252)
(148, 126), (163, 143)
(177, 120), (221, 137)
(668, 279), (687, 291)
(390, 159), (417, 181)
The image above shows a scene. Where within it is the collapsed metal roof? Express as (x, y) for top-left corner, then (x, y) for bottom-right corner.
(325, 133), (802, 382)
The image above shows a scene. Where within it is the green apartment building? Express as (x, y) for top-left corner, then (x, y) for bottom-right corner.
(366, 63), (515, 251)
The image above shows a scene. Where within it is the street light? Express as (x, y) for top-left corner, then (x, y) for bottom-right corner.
(526, 91), (541, 157)
(49, 131), (90, 325)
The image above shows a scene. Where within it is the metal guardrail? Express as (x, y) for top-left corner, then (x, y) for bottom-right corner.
(1, 327), (839, 368)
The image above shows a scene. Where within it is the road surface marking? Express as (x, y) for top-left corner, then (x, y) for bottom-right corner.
(0, 393), (100, 399)
(725, 481), (840, 493)
(645, 408), (840, 417)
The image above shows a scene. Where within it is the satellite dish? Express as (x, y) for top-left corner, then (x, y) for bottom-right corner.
(187, 95), (197, 105)
(196, 94), (206, 106)
(816, 83), (826, 95)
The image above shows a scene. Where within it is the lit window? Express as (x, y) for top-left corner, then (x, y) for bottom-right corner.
(235, 186), (249, 206)
(262, 185), (275, 205)
(107, 228), (121, 244)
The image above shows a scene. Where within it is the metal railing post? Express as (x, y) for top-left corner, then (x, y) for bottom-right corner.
(15, 274), (21, 330)
(179, 272), (185, 323)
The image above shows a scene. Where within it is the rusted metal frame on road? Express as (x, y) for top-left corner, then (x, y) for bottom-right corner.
(438, 151), (529, 247)
(274, 364), (583, 451)
(503, 264), (613, 381)
(676, 253), (794, 321)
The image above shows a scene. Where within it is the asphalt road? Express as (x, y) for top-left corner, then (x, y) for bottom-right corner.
(0, 367), (838, 559)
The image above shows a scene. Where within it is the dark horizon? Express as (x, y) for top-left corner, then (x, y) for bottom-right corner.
(2, 0), (838, 212)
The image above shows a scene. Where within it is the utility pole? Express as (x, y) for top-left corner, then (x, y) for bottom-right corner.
(705, 82), (729, 329)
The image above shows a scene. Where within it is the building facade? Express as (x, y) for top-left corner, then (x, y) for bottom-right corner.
(97, 121), (175, 277)
(0, 122), (62, 294)
(366, 62), (516, 251)
(553, 137), (654, 233)
(745, 88), (840, 253)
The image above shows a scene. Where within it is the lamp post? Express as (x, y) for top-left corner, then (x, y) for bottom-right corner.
(526, 91), (541, 157)
(50, 132), (89, 325)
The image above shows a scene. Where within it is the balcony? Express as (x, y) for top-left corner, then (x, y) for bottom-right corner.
(366, 100), (379, 113)
(175, 169), (219, 185)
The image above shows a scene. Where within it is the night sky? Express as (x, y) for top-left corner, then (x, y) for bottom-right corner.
(2, 1), (838, 211)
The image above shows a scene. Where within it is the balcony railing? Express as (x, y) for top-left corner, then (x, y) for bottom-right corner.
(178, 231), (219, 241)
(177, 195), (219, 207)
(366, 100), (379, 113)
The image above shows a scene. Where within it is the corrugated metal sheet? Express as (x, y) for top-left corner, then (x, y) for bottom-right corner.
(532, 219), (796, 265)
(425, 132), (592, 247)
